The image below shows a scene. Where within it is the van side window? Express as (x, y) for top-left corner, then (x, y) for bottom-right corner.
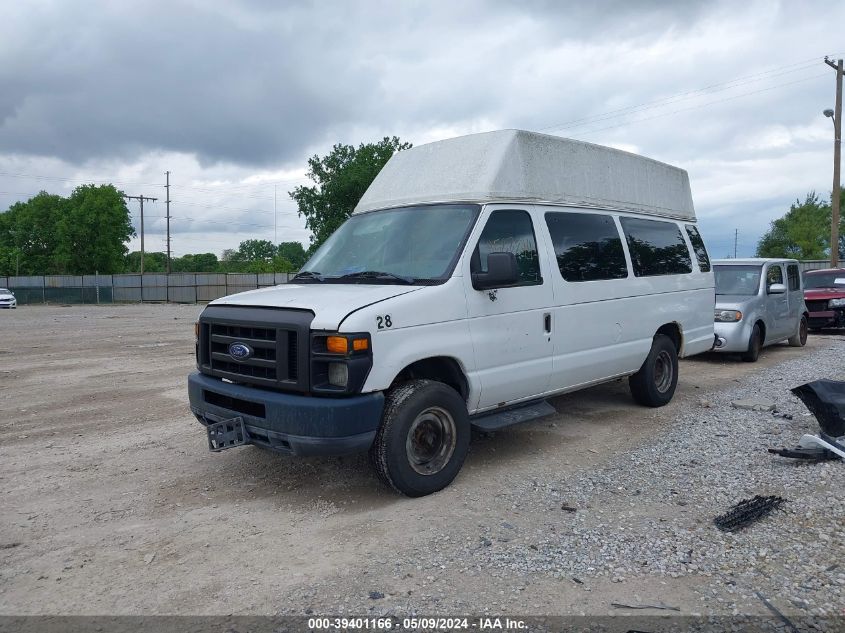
(619, 217), (693, 277)
(473, 210), (541, 285)
(767, 264), (783, 286)
(544, 212), (627, 281)
(787, 264), (800, 291)
(684, 225), (711, 272)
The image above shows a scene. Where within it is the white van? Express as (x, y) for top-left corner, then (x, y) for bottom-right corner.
(188, 130), (715, 496)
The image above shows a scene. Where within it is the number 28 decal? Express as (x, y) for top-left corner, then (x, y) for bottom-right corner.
(376, 315), (393, 329)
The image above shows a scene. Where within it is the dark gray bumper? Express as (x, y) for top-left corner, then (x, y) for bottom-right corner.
(188, 371), (384, 456)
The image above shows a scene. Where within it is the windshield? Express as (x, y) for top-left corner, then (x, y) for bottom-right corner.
(714, 265), (762, 296)
(0, 289), (10, 294)
(300, 204), (480, 283)
(804, 272), (845, 289)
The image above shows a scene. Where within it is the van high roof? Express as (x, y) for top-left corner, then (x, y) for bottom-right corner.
(355, 129), (696, 221)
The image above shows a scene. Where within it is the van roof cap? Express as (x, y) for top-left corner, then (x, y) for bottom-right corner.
(354, 129), (696, 221)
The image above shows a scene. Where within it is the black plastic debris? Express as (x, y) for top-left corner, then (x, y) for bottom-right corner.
(768, 446), (840, 460)
(791, 379), (845, 437)
(714, 495), (785, 532)
(770, 380), (845, 460)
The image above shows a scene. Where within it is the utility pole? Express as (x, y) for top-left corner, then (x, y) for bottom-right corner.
(734, 229), (738, 259)
(825, 56), (843, 267)
(165, 171), (172, 274)
(123, 194), (158, 275)
(274, 184), (278, 245)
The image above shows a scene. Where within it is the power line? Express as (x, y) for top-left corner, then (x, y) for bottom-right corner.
(539, 54), (840, 134)
(566, 72), (829, 140)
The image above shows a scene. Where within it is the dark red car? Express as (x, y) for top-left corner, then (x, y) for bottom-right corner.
(803, 268), (845, 330)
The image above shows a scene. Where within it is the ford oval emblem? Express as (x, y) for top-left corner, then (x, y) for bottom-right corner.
(228, 342), (253, 361)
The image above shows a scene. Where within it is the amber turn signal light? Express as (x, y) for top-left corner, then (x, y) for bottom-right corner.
(352, 338), (369, 351)
(326, 336), (348, 354)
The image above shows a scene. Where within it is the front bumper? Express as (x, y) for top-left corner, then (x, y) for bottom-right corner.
(808, 308), (845, 329)
(713, 320), (755, 353)
(188, 371), (384, 456)
(0, 301), (15, 308)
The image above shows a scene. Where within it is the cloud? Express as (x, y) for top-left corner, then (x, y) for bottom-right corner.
(0, 0), (842, 257)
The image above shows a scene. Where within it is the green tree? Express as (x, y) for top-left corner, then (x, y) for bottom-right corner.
(271, 254), (295, 272)
(236, 239), (277, 263)
(124, 251), (167, 273)
(277, 241), (307, 269)
(171, 252), (219, 272)
(757, 190), (844, 260)
(0, 191), (64, 274)
(289, 136), (412, 248)
(56, 185), (135, 274)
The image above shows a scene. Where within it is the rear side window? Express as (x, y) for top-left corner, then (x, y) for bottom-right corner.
(619, 217), (693, 277)
(787, 264), (800, 291)
(473, 209), (542, 285)
(767, 264), (783, 285)
(685, 225), (711, 272)
(545, 212), (627, 281)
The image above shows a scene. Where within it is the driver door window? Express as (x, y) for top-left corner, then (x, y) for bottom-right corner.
(471, 209), (542, 285)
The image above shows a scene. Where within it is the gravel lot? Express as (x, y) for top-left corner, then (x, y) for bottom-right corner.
(0, 304), (843, 624)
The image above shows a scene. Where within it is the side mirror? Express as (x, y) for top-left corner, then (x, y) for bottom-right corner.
(472, 252), (519, 290)
(768, 283), (786, 294)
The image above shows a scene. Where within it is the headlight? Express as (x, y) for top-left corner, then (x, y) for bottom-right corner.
(715, 309), (742, 322)
(328, 362), (349, 387)
(311, 332), (373, 393)
(829, 298), (845, 308)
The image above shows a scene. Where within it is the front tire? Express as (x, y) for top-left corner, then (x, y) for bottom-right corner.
(629, 334), (678, 407)
(742, 324), (762, 362)
(369, 379), (470, 497)
(788, 315), (808, 347)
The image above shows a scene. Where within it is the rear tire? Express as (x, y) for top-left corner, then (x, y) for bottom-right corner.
(629, 334), (678, 407)
(742, 324), (762, 362)
(369, 379), (469, 497)
(788, 315), (808, 347)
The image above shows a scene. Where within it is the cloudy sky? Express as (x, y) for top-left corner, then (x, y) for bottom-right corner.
(1, 0), (842, 260)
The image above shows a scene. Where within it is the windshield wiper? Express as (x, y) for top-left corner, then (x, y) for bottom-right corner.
(337, 270), (416, 284)
(291, 270), (325, 282)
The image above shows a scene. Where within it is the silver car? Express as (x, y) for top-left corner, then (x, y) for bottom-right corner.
(0, 288), (16, 309)
(712, 258), (808, 362)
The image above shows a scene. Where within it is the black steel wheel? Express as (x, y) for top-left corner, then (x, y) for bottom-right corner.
(369, 379), (469, 497)
(629, 334), (679, 407)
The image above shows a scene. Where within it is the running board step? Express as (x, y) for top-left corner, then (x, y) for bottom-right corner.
(471, 400), (557, 431)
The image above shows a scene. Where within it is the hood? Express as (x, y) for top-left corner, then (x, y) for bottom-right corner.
(209, 283), (424, 330)
(0, 292), (13, 299)
(805, 287), (845, 300)
(714, 295), (758, 310)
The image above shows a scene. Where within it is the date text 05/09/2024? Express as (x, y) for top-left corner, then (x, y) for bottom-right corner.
(306, 617), (527, 630)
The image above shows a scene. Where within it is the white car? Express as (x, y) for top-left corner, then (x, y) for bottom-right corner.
(188, 130), (715, 496)
(0, 288), (16, 309)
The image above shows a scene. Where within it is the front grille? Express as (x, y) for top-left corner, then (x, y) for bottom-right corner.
(198, 305), (313, 392)
(806, 300), (829, 312)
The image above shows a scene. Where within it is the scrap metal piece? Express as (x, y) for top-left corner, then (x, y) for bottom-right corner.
(791, 379), (845, 437)
(714, 495), (785, 532)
